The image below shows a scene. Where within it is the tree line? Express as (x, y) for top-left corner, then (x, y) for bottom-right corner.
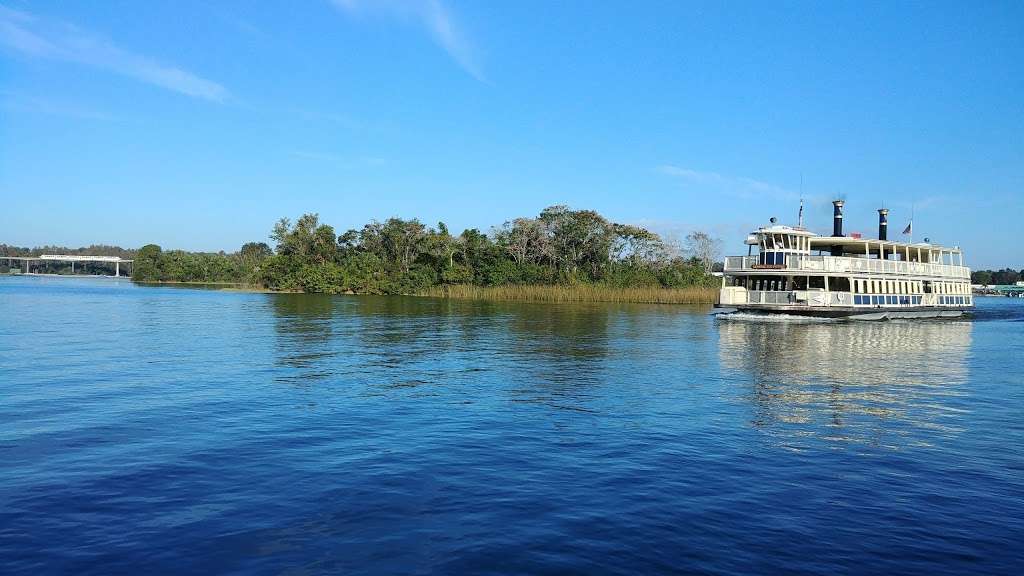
(131, 206), (723, 294)
(971, 269), (1024, 286)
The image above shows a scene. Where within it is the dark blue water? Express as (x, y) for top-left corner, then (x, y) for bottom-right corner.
(2, 276), (1022, 575)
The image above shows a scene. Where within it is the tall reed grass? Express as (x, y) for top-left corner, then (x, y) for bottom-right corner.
(420, 284), (718, 304)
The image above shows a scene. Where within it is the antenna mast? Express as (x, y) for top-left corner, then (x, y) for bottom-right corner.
(910, 203), (914, 244)
(798, 174), (804, 228)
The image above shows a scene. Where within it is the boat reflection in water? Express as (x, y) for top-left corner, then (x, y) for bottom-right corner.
(718, 316), (972, 449)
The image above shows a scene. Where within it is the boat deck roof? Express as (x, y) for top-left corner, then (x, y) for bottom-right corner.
(806, 236), (960, 254)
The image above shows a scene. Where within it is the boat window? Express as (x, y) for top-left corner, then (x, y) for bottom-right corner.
(831, 277), (850, 292)
(760, 252), (785, 266)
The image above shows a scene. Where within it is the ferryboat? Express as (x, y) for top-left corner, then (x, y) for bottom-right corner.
(716, 200), (973, 320)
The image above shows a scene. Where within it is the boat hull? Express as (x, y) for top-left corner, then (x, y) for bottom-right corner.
(715, 304), (972, 320)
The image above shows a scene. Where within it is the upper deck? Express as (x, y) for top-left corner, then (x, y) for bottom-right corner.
(724, 254), (970, 279)
(724, 206), (970, 281)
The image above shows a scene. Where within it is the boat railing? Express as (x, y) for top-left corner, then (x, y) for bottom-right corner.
(741, 291), (960, 308)
(746, 290), (794, 305)
(723, 255), (969, 279)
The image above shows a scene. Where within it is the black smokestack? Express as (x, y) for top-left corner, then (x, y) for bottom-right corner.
(832, 200), (844, 237)
(878, 208), (889, 241)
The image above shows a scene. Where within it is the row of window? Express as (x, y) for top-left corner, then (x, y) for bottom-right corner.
(854, 295), (923, 306)
(852, 295), (972, 306)
(852, 279), (969, 295)
(759, 234), (808, 251)
(934, 282), (969, 295)
(758, 252), (787, 266)
(853, 279), (921, 294)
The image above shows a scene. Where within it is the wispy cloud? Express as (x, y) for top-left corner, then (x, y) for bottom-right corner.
(289, 149), (387, 168)
(658, 165), (798, 199)
(0, 6), (228, 101)
(330, 0), (485, 82)
(0, 90), (117, 121)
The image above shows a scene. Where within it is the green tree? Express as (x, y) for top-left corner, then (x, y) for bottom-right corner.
(133, 244), (163, 281)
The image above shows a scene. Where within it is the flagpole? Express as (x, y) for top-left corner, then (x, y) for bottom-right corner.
(798, 174), (804, 228)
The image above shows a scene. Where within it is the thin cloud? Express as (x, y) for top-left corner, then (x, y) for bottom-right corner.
(0, 90), (117, 121)
(330, 0), (485, 82)
(289, 150), (387, 168)
(658, 165), (799, 200)
(0, 6), (228, 101)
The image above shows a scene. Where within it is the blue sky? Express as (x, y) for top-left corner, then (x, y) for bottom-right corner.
(1, 1), (1021, 268)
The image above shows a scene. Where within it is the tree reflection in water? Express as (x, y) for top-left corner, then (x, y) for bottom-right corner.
(271, 293), (340, 384)
(718, 318), (972, 450)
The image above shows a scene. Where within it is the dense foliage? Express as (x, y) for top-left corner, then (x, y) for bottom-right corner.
(132, 243), (272, 284)
(130, 206), (721, 294)
(971, 269), (1024, 286)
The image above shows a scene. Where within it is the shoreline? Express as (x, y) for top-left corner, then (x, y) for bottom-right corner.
(132, 280), (289, 293)
(419, 284), (719, 305)
(6, 274), (720, 304)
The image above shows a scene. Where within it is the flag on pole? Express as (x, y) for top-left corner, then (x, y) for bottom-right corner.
(902, 222), (912, 235)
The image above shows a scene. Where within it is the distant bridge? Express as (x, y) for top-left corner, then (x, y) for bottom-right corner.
(4, 254), (133, 277)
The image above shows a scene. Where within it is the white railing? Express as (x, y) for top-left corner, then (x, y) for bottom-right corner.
(740, 290), (970, 308)
(723, 255), (969, 279)
(746, 291), (794, 305)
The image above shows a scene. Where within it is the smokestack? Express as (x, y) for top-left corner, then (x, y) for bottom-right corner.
(832, 200), (844, 237)
(878, 208), (889, 241)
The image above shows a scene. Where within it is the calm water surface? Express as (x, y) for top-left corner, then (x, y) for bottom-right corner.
(1, 276), (1022, 575)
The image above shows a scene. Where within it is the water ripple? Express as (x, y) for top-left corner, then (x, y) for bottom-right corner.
(1, 278), (1022, 574)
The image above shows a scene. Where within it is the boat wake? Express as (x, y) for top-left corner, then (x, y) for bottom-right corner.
(716, 312), (840, 324)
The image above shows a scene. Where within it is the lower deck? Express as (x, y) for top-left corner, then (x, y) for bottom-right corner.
(720, 270), (973, 316)
(716, 303), (971, 320)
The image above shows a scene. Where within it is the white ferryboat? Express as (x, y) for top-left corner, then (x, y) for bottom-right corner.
(716, 200), (973, 320)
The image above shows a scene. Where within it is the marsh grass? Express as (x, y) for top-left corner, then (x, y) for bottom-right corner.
(420, 284), (718, 304)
